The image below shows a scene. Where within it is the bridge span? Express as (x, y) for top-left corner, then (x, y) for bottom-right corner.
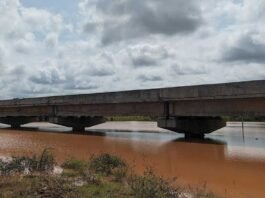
(0, 80), (264, 138)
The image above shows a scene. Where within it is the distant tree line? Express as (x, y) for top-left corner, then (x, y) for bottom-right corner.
(223, 116), (265, 122)
(107, 116), (265, 122)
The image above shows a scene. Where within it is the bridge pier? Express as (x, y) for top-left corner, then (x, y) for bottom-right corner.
(0, 117), (38, 129)
(158, 116), (226, 139)
(10, 123), (21, 129)
(49, 116), (106, 132)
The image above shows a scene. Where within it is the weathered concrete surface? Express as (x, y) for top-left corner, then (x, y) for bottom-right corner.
(0, 80), (264, 117)
(0, 80), (264, 134)
(0, 80), (264, 105)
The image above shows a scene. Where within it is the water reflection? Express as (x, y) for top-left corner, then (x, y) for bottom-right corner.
(172, 137), (226, 145)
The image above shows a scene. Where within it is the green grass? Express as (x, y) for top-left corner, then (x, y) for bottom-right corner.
(78, 182), (130, 198)
(223, 115), (265, 122)
(107, 116), (154, 121)
(62, 157), (87, 170)
(62, 169), (82, 178)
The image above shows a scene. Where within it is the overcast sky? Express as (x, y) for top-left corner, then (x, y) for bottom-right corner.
(0, 0), (265, 99)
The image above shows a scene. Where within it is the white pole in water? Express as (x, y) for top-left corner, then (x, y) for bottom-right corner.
(241, 116), (245, 142)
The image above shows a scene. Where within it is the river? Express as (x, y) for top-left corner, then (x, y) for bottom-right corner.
(0, 121), (264, 198)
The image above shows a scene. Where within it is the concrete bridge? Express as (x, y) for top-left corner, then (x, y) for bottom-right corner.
(0, 80), (264, 138)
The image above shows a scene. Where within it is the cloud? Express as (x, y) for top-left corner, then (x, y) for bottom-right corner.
(14, 37), (35, 54)
(236, 0), (265, 23)
(222, 31), (265, 63)
(45, 33), (58, 48)
(80, 0), (204, 45)
(128, 44), (170, 68)
(0, 1), (64, 42)
(20, 7), (63, 33)
(29, 69), (66, 85)
(137, 74), (163, 82)
(84, 53), (116, 76)
(9, 65), (26, 76)
(171, 63), (207, 75)
(0, 0), (265, 99)
(64, 80), (98, 90)
(0, 48), (5, 71)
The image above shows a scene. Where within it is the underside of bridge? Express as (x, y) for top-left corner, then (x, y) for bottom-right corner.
(0, 117), (38, 129)
(0, 116), (106, 132)
(48, 116), (106, 132)
(0, 115), (227, 138)
(157, 116), (227, 139)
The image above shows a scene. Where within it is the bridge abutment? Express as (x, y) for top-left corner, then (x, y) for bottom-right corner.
(158, 116), (226, 139)
(49, 116), (106, 132)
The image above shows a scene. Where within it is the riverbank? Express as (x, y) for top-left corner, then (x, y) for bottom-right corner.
(0, 150), (219, 198)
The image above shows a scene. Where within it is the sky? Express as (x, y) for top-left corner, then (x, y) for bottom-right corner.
(0, 0), (265, 99)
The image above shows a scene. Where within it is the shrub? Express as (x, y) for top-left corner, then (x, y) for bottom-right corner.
(191, 184), (220, 198)
(128, 168), (181, 198)
(62, 158), (87, 170)
(112, 166), (128, 182)
(88, 153), (127, 176)
(80, 168), (101, 185)
(0, 149), (55, 176)
(0, 157), (26, 176)
(62, 157), (101, 185)
(34, 148), (56, 172)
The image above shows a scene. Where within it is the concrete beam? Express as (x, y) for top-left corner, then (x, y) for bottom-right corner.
(158, 116), (226, 139)
(48, 116), (106, 132)
(0, 116), (38, 129)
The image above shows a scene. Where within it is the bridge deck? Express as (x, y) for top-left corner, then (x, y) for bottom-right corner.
(0, 80), (264, 107)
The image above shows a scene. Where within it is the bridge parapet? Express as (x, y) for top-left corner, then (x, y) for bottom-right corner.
(0, 80), (264, 107)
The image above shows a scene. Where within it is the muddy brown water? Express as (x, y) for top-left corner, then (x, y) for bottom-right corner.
(0, 121), (265, 198)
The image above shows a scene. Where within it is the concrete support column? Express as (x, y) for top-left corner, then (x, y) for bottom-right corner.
(0, 116), (38, 129)
(10, 123), (21, 129)
(49, 116), (106, 132)
(158, 116), (226, 139)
